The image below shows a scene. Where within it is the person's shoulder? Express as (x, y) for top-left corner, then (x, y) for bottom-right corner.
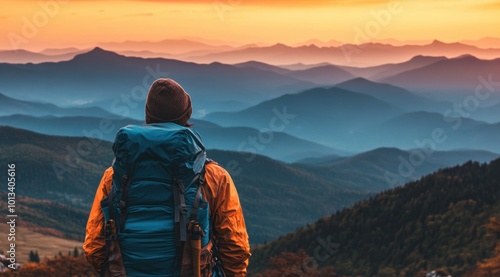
(205, 159), (230, 178)
(205, 159), (237, 190)
(203, 160), (232, 196)
(103, 167), (114, 179)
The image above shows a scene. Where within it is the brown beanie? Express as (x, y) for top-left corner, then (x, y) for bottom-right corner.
(145, 78), (192, 125)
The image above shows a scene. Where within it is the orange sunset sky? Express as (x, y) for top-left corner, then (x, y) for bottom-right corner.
(1, 0), (500, 51)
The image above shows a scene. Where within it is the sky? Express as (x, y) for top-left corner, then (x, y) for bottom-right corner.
(1, 0), (500, 51)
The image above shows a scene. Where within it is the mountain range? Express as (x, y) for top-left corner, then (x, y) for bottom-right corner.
(339, 55), (447, 80)
(472, 102), (500, 123)
(0, 112), (340, 162)
(2, 38), (500, 270)
(0, 48), (317, 116)
(98, 38), (236, 57)
(1, 49), (498, 155)
(381, 55), (500, 98)
(205, 84), (500, 153)
(0, 92), (118, 118)
(186, 40), (500, 66)
(1, 127), (497, 244)
(334, 77), (437, 112)
(0, 127), (369, 243)
(295, 147), (499, 189)
(4, 38), (500, 67)
(0, 48), (86, 64)
(1, 47), (499, 120)
(284, 64), (356, 85)
(206, 86), (404, 150)
(250, 158), (500, 276)
(351, 111), (500, 152)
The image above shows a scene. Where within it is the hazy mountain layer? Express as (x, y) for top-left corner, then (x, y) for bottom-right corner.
(1, 127), (497, 244)
(0, 115), (340, 162)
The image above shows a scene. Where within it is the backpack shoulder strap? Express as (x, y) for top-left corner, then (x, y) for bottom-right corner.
(189, 175), (206, 223)
(175, 159), (210, 272)
(173, 177), (188, 273)
(118, 175), (131, 231)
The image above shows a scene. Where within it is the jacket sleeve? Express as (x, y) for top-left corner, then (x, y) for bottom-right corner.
(83, 167), (114, 273)
(204, 162), (251, 277)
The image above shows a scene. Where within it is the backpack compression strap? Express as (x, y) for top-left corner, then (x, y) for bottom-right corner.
(118, 176), (131, 231)
(173, 177), (189, 273)
(174, 178), (189, 242)
(173, 164), (208, 274)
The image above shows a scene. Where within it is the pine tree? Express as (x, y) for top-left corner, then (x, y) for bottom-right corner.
(29, 250), (40, 263)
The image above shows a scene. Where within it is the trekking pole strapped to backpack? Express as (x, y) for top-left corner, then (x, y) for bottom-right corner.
(189, 220), (205, 277)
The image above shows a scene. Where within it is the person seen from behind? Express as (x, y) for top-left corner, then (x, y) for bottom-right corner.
(83, 78), (251, 276)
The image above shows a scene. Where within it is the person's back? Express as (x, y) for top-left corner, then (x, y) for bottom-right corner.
(84, 78), (251, 276)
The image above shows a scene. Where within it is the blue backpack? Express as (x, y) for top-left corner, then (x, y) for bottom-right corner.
(101, 123), (221, 277)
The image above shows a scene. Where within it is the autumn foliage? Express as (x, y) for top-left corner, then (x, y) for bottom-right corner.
(470, 217), (500, 276)
(2, 255), (97, 277)
(254, 249), (337, 277)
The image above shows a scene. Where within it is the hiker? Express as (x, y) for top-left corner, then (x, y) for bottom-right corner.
(83, 78), (251, 276)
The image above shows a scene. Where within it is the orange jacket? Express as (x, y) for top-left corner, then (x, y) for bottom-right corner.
(83, 162), (251, 276)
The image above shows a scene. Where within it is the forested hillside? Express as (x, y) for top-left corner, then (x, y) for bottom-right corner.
(250, 159), (500, 276)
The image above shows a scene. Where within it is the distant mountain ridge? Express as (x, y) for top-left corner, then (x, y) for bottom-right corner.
(0, 47), (318, 116)
(3, 50), (498, 155)
(0, 114), (341, 162)
(1, 47), (498, 119)
(206, 84), (500, 153)
(296, 147), (499, 189)
(340, 55), (447, 80)
(353, 111), (500, 152)
(285, 64), (356, 85)
(233, 61), (292, 75)
(97, 38), (235, 55)
(472, 103), (500, 123)
(186, 40), (500, 66)
(205, 86), (404, 150)
(335, 77), (435, 111)
(381, 55), (500, 97)
(5, 37), (500, 66)
(0, 92), (119, 118)
(0, 49), (86, 64)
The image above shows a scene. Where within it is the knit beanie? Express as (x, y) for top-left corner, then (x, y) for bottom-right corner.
(145, 78), (192, 125)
